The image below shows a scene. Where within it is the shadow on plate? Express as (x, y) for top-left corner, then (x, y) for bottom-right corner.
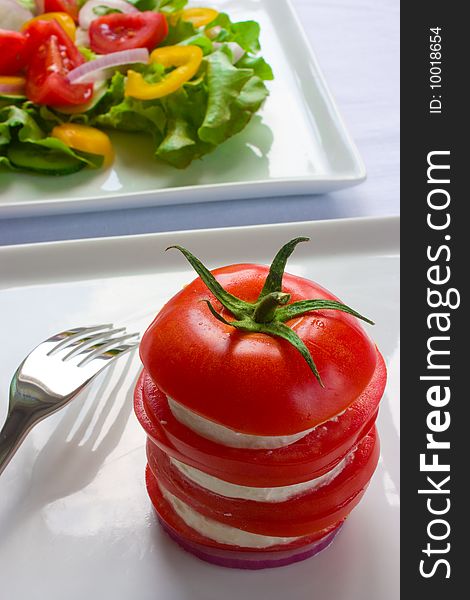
(0, 354), (137, 543)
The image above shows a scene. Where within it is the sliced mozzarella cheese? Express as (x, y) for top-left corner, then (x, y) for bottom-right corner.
(167, 396), (318, 449)
(159, 483), (302, 548)
(171, 452), (351, 503)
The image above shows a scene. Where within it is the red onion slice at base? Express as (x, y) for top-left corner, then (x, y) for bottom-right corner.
(159, 517), (342, 570)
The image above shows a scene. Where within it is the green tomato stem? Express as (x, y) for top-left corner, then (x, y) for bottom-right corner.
(168, 238), (374, 385)
(252, 292), (291, 323)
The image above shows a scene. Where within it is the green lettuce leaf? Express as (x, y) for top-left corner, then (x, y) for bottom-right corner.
(0, 105), (102, 174)
(0, 154), (13, 170)
(16, 0), (35, 9)
(126, 0), (187, 13)
(174, 32), (214, 55)
(163, 17), (198, 46)
(155, 81), (213, 167)
(95, 96), (166, 137)
(198, 50), (268, 145)
(206, 14), (261, 54)
(78, 47), (97, 62)
(0, 105), (43, 147)
(237, 55), (274, 81)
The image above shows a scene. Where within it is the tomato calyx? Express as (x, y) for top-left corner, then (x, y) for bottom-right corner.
(167, 238), (374, 386)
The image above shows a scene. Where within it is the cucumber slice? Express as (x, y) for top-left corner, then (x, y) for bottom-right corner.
(0, 94), (26, 101)
(7, 143), (86, 175)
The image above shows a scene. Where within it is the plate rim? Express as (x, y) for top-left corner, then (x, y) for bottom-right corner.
(0, 215), (399, 286)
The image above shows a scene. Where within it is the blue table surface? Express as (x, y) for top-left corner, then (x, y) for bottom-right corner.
(0, 0), (399, 246)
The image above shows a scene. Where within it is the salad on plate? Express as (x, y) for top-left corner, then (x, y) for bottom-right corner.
(0, 0), (273, 175)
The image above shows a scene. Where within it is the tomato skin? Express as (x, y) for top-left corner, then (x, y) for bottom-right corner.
(24, 20), (93, 107)
(148, 427), (379, 538)
(140, 265), (378, 436)
(23, 19), (83, 67)
(145, 466), (343, 553)
(0, 31), (29, 76)
(89, 12), (169, 54)
(134, 350), (386, 487)
(43, 0), (79, 22)
(23, 13), (77, 42)
(26, 71), (92, 106)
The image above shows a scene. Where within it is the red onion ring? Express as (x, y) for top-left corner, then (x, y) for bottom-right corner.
(66, 48), (149, 83)
(159, 517), (342, 570)
(213, 42), (246, 64)
(0, 80), (25, 96)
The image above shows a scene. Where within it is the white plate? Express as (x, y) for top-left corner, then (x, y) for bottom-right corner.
(0, 217), (398, 600)
(0, 0), (365, 219)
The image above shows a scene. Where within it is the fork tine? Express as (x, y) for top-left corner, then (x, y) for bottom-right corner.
(101, 342), (139, 360)
(77, 333), (140, 366)
(61, 327), (127, 361)
(1, 323), (140, 476)
(79, 342), (140, 370)
(47, 324), (113, 356)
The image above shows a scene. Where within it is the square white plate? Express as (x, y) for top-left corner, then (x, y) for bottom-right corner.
(0, 217), (398, 600)
(0, 0), (365, 218)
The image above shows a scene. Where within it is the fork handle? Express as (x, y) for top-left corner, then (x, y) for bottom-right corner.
(0, 405), (35, 476)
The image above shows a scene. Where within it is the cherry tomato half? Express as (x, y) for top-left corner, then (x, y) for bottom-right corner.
(0, 30), (29, 76)
(24, 21), (92, 106)
(89, 12), (169, 54)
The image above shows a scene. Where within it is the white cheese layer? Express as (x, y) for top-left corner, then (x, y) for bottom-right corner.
(171, 453), (350, 503)
(159, 483), (301, 548)
(167, 396), (317, 449)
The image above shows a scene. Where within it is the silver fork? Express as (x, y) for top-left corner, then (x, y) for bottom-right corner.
(0, 324), (139, 476)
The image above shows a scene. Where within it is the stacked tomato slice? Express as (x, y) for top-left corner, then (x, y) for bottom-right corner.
(134, 245), (387, 569)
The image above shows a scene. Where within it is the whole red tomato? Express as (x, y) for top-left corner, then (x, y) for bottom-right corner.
(140, 262), (377, 436)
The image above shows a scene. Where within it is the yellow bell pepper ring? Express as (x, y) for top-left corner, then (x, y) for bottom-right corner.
(181, 7), (219, 28)
(52, 124), (114, 168)
(22, 12), (77, 41)
(125, 45), (204, 101)
(0, 76), (26, 87)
